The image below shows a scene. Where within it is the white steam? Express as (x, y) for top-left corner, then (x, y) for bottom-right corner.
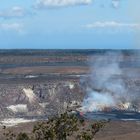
(81, 52), (135, 112)
(82, 91), (115, 112)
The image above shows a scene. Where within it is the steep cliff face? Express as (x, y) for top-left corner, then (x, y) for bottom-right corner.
(0, 80), (84, 119)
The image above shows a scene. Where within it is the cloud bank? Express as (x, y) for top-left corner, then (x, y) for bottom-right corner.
(0, 23), (24, 33)
(35, 0), (92, 9)
(111, 0), (120, 9)
(0, 6), (30, 19)
(84, 21), (140, 29)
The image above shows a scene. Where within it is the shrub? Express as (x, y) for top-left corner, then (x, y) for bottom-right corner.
(3, 112), (107, 140)
(16, 133), (30, 140)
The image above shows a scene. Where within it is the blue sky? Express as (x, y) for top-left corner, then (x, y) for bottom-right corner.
(0, 0), (139, 49)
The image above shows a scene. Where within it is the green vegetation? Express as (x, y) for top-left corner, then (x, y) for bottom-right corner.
(16, 133), (30, 140)
(3, 112), (107, 140)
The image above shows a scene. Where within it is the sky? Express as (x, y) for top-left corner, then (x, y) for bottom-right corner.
(0, 0), (140, 49)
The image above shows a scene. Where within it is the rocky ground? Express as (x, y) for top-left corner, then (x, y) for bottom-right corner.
(0, 78), (85, 119)
(95, 121), (140, 140)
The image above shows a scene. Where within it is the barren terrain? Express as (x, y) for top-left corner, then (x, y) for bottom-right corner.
(0, 50), (139, 139)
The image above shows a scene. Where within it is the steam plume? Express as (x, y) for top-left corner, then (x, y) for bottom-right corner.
(81, 52), (139, 112)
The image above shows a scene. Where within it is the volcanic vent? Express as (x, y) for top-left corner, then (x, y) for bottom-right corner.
(79, 52), (140, 116)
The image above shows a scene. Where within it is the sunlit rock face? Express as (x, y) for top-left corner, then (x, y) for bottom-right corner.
(7, 104), (28, 113)
(0, 80), (84, 119)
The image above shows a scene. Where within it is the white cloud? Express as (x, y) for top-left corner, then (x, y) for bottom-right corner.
(0, 6), (29, 19)
(111, 0), (120, 9)
(0, 23), (24, 33)
(84, 21), (140, 28)
(34, 0), (92, 9)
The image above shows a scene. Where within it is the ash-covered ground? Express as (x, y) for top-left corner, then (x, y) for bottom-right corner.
(0, 50), (140, 126)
